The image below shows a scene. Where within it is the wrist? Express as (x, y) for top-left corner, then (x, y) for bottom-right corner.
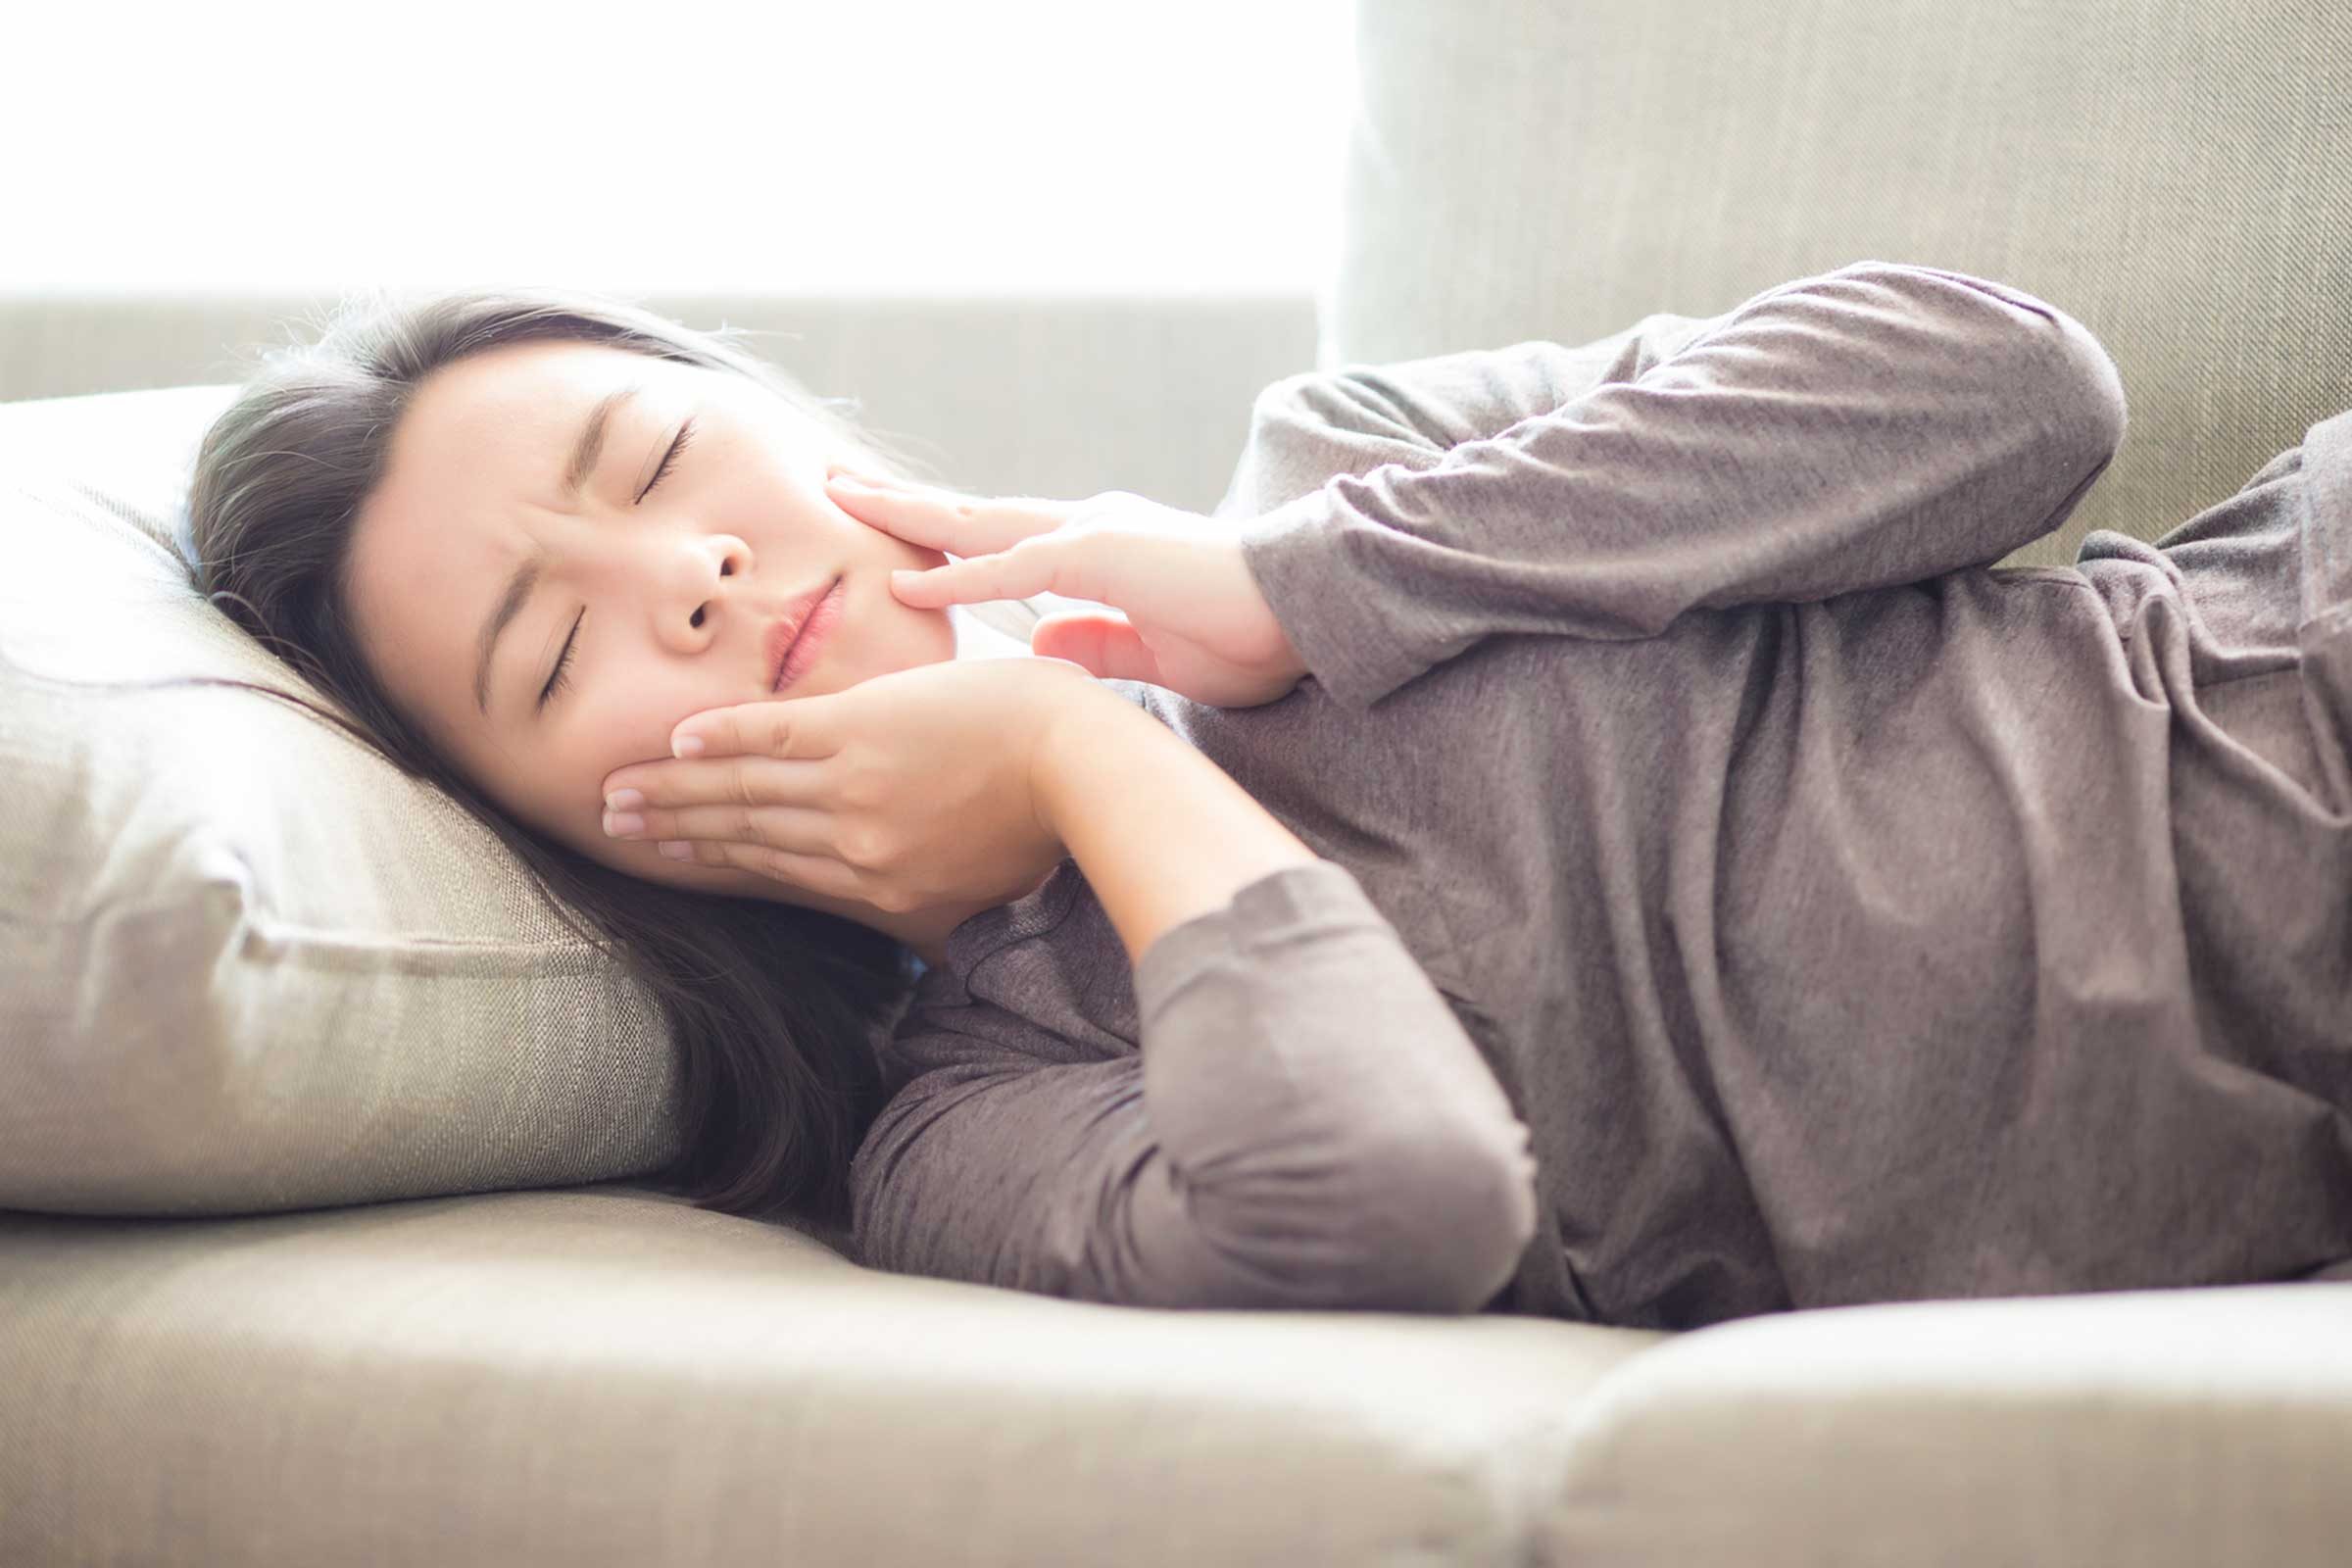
(1025, 676), (1319, 966)
(1028, 677), (1147, 846)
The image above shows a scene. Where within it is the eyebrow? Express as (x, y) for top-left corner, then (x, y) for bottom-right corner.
(562, 381), (645, 502)
(471, 381), (646, 717)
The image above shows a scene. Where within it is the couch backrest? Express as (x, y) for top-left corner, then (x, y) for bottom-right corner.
(1333, 0), (2351, 568)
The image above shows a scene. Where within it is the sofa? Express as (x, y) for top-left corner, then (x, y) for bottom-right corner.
(6, 2), (2348, 1563)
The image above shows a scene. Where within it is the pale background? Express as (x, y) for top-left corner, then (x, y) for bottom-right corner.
(1, 0), (1357, 298)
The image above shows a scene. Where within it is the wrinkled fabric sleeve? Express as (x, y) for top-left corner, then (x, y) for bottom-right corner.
(1231, 260), (2131, 712)
(849, 860), (1540, 1313)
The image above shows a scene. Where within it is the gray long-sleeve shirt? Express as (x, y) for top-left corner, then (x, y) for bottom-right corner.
(848, 261), (2352, 1330)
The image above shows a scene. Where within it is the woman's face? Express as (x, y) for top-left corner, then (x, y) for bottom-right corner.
(345, 337), (956, 898)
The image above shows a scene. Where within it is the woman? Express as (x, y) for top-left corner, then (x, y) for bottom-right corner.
(189, 263), (2352, 1331)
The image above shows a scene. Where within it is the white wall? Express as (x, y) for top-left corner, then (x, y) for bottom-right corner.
(4, 0), (1356, 297)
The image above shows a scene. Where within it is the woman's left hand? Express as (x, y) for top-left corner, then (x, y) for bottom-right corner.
(600, 654), (1106, 919)
(825, 464), (1308, 709)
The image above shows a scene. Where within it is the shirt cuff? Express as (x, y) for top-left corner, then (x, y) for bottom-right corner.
(1234, 483), (1418, 714)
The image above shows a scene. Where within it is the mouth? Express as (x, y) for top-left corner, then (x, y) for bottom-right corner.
(767, 575), (844, 694)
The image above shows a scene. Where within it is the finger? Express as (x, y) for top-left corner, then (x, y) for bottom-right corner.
(823, 460), (912, 488)
(825, 471), (1077, 558)
(891, 529), (1096, 610)
(667, 698), (836, 763)
(1029, 611), (1169, 685)
(604, 753), (818, 811)
(611, 798), (829, 858)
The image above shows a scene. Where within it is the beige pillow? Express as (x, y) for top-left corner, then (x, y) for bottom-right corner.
(0, 384), (685, 1215)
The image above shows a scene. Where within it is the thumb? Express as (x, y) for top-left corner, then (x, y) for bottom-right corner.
(1030, 612), (1164, 684)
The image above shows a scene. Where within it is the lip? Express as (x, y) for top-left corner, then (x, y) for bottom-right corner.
(767, 576), (844, 693)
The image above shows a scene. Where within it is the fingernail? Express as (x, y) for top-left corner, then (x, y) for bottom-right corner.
(673, 735), (704, 758)
(605, 788), (645, 812)
(658, 840), (693, 859)
(604, 811), (646, 838)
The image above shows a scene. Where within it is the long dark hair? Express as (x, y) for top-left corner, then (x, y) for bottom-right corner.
(166, 285), (1025, 1236)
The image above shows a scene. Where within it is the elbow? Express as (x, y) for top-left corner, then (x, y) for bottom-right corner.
(2024, 306), (2129, 537)
(1121, 1120), (1542, 1315)
(1837, 261), (2130, 478)
(2012, 280), (2129, 487)
(1364, 1120), (1542, 1314)
(2057, 312), (2130, 480)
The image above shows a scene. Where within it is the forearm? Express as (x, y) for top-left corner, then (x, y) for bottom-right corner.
(1233, 262), (2128, 714)
(1034, 688), (1320, 966)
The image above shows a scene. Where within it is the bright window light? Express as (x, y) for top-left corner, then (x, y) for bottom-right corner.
(3, 1), (1357, 297)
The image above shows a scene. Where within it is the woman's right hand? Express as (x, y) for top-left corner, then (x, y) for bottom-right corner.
(824, 466), (1311, 709)
(599, 654), (1107, 918)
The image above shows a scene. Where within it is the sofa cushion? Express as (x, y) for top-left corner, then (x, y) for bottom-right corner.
(0, 1184), (1662, 1566)
(0, 385), (687, 1215)
(1333, 0), (2352, 569)
(1538, 1280), (2352, 1566)
(4, 1184), (2342, 1566)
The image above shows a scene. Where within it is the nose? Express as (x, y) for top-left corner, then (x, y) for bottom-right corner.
(658, 534), (752, 653)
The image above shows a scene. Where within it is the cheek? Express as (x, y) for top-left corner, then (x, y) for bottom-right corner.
(541, 664), (752, 842)
(577, 664), (729, 780)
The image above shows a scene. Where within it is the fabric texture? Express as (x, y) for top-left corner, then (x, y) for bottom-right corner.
(852, 261), (2352, 1330)
(1325, 0), (2352, 573)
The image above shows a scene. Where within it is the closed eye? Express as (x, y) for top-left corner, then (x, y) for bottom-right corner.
(638, 416), (696, 502)
(538, 609), (582, 711)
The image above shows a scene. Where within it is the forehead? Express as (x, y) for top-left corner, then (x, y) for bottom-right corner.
(353, 336), (688, 576)
(386, 337), (681, 499)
